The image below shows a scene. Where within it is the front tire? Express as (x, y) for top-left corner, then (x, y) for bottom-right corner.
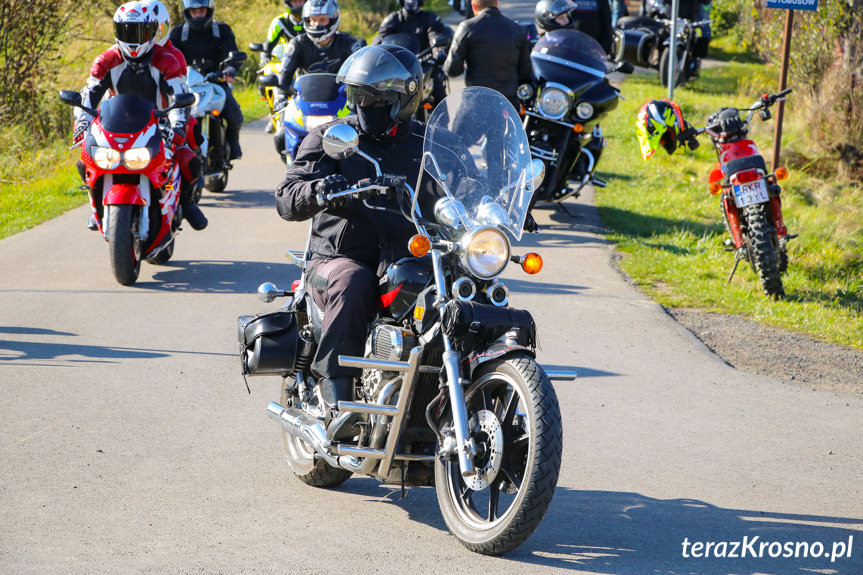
(106, 205), (141, 285)
(435, 354), (562, 555)
(744, 203), (785, 297)
(659, 46), (683, 87)
(279, 387), (352, 488)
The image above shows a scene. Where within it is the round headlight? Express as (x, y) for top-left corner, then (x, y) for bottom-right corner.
(516, 83), (534, 102)
(461, 227), (510, 279)
(93, 146), (121, 170)
(124, 147), (151, 171)
(537, 87), (571, 119)
(575, 102), (594, 120)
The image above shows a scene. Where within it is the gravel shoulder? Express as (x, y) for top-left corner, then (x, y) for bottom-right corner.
(665, 307), (863, 396)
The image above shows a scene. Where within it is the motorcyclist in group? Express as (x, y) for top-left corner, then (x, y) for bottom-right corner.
(169, 0), (245, 161)
(534, 0), (614, 55)
(273, 0), (365, 109)
(273, 44), (430, 439)
(74, 0), (207, 230)
(262, 0), (306, 61)
(373, 0), (453, 107)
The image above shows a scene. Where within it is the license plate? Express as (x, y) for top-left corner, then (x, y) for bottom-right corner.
(732, 178), (769, 208)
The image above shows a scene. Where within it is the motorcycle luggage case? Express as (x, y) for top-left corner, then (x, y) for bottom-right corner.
(614, 28), (655, 68)
(238, 311), (299, 376)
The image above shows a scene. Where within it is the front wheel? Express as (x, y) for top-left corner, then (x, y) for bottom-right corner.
(744, 203), (785, 297)
(106, 205), (141, 285)
(659, 46), (684, 87)
(435, 354), (562, 555)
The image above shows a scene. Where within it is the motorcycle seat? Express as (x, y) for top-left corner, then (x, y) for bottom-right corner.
(724, 155), (767, 176)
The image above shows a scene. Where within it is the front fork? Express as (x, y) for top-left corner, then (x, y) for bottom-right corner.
(431, 250), (477, 478)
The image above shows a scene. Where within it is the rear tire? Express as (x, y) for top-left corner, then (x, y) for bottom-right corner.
(280, 387), (352, 488)
(107, 205), (141, 286)
(659, 46), (683, 87)
(744, 203), (785, 297)
(435, 354), (562, 555)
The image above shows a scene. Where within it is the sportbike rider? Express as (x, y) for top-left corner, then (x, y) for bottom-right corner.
(73, 0), (207, 231)
(262, 0), (307, 62)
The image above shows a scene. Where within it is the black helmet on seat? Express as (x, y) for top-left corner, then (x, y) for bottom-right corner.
(336, 44), (423, 137)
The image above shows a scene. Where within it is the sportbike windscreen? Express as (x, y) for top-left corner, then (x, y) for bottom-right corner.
(421, 87), (534, 241)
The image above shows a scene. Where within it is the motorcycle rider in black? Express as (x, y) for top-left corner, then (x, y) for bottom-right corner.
(169, 0), (245, 160)
(535, 0), (614, 54)
(373, 0), (452, 108)
(274, 45), (431, 439)
(443, 0), (532, 110)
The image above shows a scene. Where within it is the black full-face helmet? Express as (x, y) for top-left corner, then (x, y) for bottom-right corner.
(182, 0), (215, 31)
(401, 0), (424, 12)
(534, 0), (576, 32)
(283, 0), (305, 19)
(336, 45), (423, 137)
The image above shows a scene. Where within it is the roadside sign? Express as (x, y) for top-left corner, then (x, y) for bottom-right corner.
(766, 0), (818, 11)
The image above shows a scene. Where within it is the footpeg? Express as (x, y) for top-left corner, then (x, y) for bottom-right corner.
(591, 177), (607, 188)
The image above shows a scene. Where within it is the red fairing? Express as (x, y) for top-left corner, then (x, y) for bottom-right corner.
(720, 139), (760, 164)
(708, 161), (723, 184)
(105, 183), (147, 206)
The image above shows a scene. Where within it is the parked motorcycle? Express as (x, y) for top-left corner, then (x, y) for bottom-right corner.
(613, 0), (711, 87)
(187, 51), (247, 193)
(376, 32), (451, 123)
(518, 28), (632, 203)
(258, 72), (350, 165)
(674, 89), (794, 297)
(238, 88), (574, 553)
(59, 91), (196, 285)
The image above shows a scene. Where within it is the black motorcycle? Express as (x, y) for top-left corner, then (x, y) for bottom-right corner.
(376, 32), (451, 123)
(186, 51), (247, 194)
(238, 88), (574, 554)
(613, 0), (711, 87)
(518, 28), (631, 203)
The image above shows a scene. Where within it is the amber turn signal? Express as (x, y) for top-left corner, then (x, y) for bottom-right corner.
(521, 252), (543, 274)
(408, 234), (431, 257)
(775, 167), (788, 180)
(572, 123), (584, 134)
(709, 182), (723, 195)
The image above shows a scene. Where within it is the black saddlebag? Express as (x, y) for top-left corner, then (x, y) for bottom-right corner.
(238, 311), (299, 377)
(613, 28), (656, 68)
(441, 300), (536, 353)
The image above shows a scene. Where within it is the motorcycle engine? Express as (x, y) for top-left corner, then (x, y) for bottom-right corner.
(361, 324), (417, 400)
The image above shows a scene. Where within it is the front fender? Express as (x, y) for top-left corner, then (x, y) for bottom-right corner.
(464, 343), (536, 379)
(104, 183), (146, 205)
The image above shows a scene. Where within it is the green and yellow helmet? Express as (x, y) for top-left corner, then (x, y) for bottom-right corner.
(636, 99), (686, 160)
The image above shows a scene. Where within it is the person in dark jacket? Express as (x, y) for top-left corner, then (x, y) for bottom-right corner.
(374, 0), (453, 107)
(535, 0), (613, 54)
(274, 44), (432, 439)
(443, 0), (532, 109)
(169, 0), (245, 160)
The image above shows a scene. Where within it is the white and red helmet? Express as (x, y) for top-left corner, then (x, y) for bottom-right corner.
(113, 1), (158, 61)
(141, 0), (171, 46)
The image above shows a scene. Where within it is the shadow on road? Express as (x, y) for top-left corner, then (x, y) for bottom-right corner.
(0, 337), (169, 365)
(329, 482), (863, 573)
(200, 189), (276, 209)
(135, 260), (300, 294)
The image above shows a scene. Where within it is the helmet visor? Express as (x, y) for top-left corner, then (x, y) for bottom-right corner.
(345, 85), (401, 109)
(545, 0), (576, 17)
(114, 20), (158, 44)
(183, 0), (212, 8)
(336, 46), (415, 95)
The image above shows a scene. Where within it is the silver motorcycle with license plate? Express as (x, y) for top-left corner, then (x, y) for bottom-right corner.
(238, 87), (575, 554)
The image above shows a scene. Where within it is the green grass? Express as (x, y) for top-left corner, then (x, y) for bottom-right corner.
(596, 50), (863, 350)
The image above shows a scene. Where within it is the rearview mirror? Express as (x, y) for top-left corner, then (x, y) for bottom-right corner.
(257, 282), (282, 303)
(322, 123), (359, 159)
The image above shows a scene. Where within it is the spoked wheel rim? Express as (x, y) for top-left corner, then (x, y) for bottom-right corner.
(443, 371), (531, 530)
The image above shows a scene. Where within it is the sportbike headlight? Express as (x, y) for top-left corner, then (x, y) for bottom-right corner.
(538, 87), (571, 119)
(304, 115), (336, 130)
(461, 226), (510, 279)
(93, 147), (121, 170)
(124, 147), (151, 170)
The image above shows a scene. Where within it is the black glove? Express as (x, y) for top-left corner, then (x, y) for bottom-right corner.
(72, 118), (90, 143)
(314, 174), (350, 209)
(432, 47), (448, 63)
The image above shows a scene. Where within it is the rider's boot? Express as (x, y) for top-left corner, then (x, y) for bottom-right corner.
(319, 376), (360, 441)
(227, 127), (243, 161)
(180, 181), (208, 231)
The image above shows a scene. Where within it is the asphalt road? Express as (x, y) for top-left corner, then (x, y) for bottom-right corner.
(1, 5), (862, 574)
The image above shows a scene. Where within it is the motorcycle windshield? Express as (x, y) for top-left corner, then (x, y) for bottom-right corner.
(531, 29), (607, 88)
(421, 87), (534, 241)
(377, 33), (421, 54)
(294, 73), (341, 102)
(98, 94), (156, 134)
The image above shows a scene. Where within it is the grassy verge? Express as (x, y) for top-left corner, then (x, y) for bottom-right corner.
(596, 39), (863, 350)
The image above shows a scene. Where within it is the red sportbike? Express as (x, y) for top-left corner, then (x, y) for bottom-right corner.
(682, 89), (794, 298)
(59, 91), (195, 285)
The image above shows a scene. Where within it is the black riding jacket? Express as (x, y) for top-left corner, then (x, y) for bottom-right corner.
(568, 0), (614, 54)
(169, 21), (239, 75)
(444, 7), (532, 103)
(276, 32), (365, 92)
(374, 8), (452, 52)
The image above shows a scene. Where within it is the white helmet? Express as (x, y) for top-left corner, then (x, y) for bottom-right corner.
(142, 0), (171, 46)
(113, 1), (158, 61)
(302, 0), (341, 46)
